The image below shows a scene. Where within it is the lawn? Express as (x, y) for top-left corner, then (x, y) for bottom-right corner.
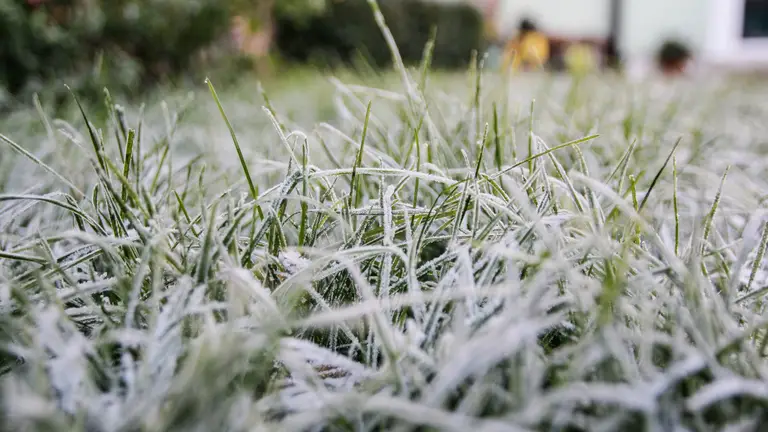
(3, 61), (768, 431)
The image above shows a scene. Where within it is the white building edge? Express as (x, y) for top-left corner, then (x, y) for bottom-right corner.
(706, 0), (768, 67)
(491, 0), (768, 73)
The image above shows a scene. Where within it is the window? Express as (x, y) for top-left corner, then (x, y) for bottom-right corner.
(743, 0), (768, 38)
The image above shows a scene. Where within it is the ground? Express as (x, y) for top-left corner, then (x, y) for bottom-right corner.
(2, 68), (768, 431)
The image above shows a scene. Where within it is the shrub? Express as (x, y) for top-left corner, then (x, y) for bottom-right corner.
(656, 39), (692, 73)
(99, 0), (231, 81)
(274, 0), (486, 70)
(0, 0), (232, 110)
(0, 1), (99, 96)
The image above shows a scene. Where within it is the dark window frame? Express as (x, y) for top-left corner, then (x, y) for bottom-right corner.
(742, 0), (768, 39)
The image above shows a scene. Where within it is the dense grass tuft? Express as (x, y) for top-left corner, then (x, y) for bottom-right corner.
(4, 12), (768, 430)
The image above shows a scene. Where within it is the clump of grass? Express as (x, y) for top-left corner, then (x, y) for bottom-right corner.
(3, 3), (768, 430)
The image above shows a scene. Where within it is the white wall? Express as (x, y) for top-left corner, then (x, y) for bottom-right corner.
(621, 0), (709, 63)
(705, 0), (768, 66)
(496, 0), (609, 40)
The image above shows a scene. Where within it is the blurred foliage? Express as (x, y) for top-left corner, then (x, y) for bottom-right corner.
(0, 0), (99, 95)
(274, 0), (327, 23)
(98, 1), (230, 79)
(0, 0), (327, 112)
(274, 0), (487, 70)
(229, 0), (327, 30)
(0, 0), (483, 113)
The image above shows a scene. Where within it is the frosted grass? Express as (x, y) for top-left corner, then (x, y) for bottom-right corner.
(4, 10), (768, 431)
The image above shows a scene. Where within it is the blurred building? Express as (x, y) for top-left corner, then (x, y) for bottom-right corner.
(489, 0), (768, 73)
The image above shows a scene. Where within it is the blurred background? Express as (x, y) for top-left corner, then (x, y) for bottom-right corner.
(2, 0), (768, 114)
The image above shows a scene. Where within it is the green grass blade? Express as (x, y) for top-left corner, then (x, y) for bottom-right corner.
(67, 85), (107, 173)
(493, 134), (599, 179)
(206, 78), (263, 219)
(0, 133), (85, 199)
(121, 128), (136, 205)
(702, 165), (731, 252)
(638, 137), (682, 212)
(350, 100), (373, 213)
(673, 156), (680, 256)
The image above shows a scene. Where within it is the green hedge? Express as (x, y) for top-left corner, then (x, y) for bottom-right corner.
(274, 0), (487, 70)
(0, 0), (231, 110)
(98, 1), (231, 81)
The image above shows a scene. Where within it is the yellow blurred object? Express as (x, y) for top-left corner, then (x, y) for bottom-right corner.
(502, 31), (550, 72)
(564, 43), (598, 75)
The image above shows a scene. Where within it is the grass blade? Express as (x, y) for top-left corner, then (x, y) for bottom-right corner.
(638, 137), (681, 212)
(206, 78), (263, 219)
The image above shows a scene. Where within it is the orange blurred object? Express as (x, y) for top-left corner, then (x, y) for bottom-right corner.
(502, 30), (550, 72)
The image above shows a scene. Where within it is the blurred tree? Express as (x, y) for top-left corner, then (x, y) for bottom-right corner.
(224, 0), (327, 75)
(274, 0), (327, 22)
(230, 0), (325, 17)
(274, 0), (486, 70)
(99, 0), (231, 80)
(2, 0), (328, 109)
